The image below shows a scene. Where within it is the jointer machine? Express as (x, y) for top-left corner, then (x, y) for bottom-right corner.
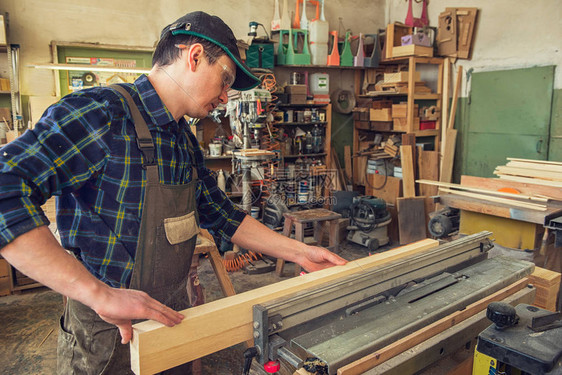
(247, 231), (537, 374)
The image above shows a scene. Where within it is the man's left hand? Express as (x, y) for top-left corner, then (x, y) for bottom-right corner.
(296, 245), (347, 272)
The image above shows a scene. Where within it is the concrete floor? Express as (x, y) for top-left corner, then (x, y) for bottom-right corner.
(0, 236), (543, 375)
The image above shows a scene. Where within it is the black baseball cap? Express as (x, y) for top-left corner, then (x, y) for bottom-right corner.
(160, 11), (260, 91)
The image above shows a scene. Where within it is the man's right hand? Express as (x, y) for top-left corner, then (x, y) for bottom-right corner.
(0, 226), (184, 345)
(94, 287), (184, 344)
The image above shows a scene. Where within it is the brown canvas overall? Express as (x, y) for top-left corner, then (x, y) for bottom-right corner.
(57, 85), (199, 374)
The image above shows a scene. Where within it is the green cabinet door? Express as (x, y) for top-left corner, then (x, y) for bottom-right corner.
(464, 66), (554, 177)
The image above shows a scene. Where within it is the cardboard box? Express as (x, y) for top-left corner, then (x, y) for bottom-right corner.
(285, 85), (307, 95)
(384, 71), (421, 83)
(392, 104), (419, 118)
(370, 108), (392, 122)
(393, 117), (420, 132)
(289, 94), (307, 105)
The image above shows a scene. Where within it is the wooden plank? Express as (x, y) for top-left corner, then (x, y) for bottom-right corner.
(401, 133), (417, 179)
(418, 151), (439, 197)
(397, 197), (427, 244)
(460, 175), (562, 201)
(495, 166), (562, 182)
(439, 128), (457, 183)
(496, 174), (562, 188)
(344, 145), (352, 185)
(337, 277), (530, 375)
(365, 174), (403, 206)
(506, 161), (562, 174)
(507, 157), (562, 166)
(130, 239), (440, 375)
(448, 66), (462, 129)
(438, 194), (553, 225)
(417, 179), (549, 203)
(400, 145), (416, 197)
(439, 188), (546, 211)
(441, 58), (450, 158)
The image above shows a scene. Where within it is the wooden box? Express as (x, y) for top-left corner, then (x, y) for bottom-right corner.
(372, 100), (393, 109)
(384, 71), (421, 83)
(386, 23), (434, 59)
(370, 108), (393, 122)
(354, 120), (370, 130)
(392, 45), (433, 58)
(370, 121), (393, 131)
(529, 267), (561, 311)
(392, 104), (419, 118)
(285, 84), (307, 95)
(393, 117), (420, 132)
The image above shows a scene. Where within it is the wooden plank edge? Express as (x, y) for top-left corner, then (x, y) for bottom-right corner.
(130, 239), (440, 375)
(337, 277), (531, 375)
(416, 179), (549, 203)
(439, 188), (547, 211)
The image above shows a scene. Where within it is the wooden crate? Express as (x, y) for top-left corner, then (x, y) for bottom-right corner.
(529, 267), (561, 311)
(393, 117), (420, 132)
(370, 108), (392, 122)
(392, 104), (419, 118)
(384, 71), (421, 83)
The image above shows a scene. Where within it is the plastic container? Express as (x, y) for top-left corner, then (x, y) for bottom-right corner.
(310, 43), (328, 66)
(209, 143), (222, 156)
(310, 73), (329, 96)
(251, 206), (260, 219)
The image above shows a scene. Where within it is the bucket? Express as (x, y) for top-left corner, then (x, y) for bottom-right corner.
(250, 206), (260, 219)
(209, 143), (222, 156)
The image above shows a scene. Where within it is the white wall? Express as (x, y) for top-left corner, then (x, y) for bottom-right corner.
(387, 0), (562, 92)
(1, 0), (385, 97)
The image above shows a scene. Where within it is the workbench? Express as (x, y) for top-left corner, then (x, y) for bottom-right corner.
(436, 176), (562, 251)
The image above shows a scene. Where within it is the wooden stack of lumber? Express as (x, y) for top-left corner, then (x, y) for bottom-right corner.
(529, 266), (561, 311)
(494, 158), (562, 188)
(416, 179), (550, 211)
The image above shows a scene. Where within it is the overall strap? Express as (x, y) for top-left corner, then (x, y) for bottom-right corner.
(110, 84), (156, 168)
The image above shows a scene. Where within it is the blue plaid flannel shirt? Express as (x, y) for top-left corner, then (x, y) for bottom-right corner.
(0, 75), (246, 288)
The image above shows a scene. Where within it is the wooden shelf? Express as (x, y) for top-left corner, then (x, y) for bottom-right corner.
(205, 155), (233, 160)
(277, 103), (328, 109)
(283, 153), (326, 158)
(361, 92), (440, 100)
(274, 121), (327, 126)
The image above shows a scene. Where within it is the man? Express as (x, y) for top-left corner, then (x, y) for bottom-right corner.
(0, 11), (346, 374)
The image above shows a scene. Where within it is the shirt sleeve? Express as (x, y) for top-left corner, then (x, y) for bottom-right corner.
(187, 131), (247, 241)
(0, 91), (113, 248)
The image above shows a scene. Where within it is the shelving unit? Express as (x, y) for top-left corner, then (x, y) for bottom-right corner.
(352, 56), (444, 186)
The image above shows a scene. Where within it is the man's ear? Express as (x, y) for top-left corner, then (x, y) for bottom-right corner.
(187, 43), (205, 72)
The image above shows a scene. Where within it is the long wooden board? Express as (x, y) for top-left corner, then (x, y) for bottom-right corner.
(495, 166), (562, 182)
(496, 174), (562, 188)
(337, 277), (530, 375)
(417, 179), (548, 203)
(440, 128), (457, 183)
(439, 188), (546, 211)
(400, 145), (415, 197)
(418, 151), (439, 197)
(460, 175), (562, 201)
(130, 239), (440, 374)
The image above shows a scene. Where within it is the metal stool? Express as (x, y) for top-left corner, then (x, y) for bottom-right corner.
(276, 208), (342, 277)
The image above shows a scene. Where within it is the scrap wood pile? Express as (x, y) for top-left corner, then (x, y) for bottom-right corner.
(355, 134), (402, 159)
(494, 158), (562, 188)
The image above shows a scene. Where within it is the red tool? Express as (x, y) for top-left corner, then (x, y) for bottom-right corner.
(264, 360), (281, 373)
